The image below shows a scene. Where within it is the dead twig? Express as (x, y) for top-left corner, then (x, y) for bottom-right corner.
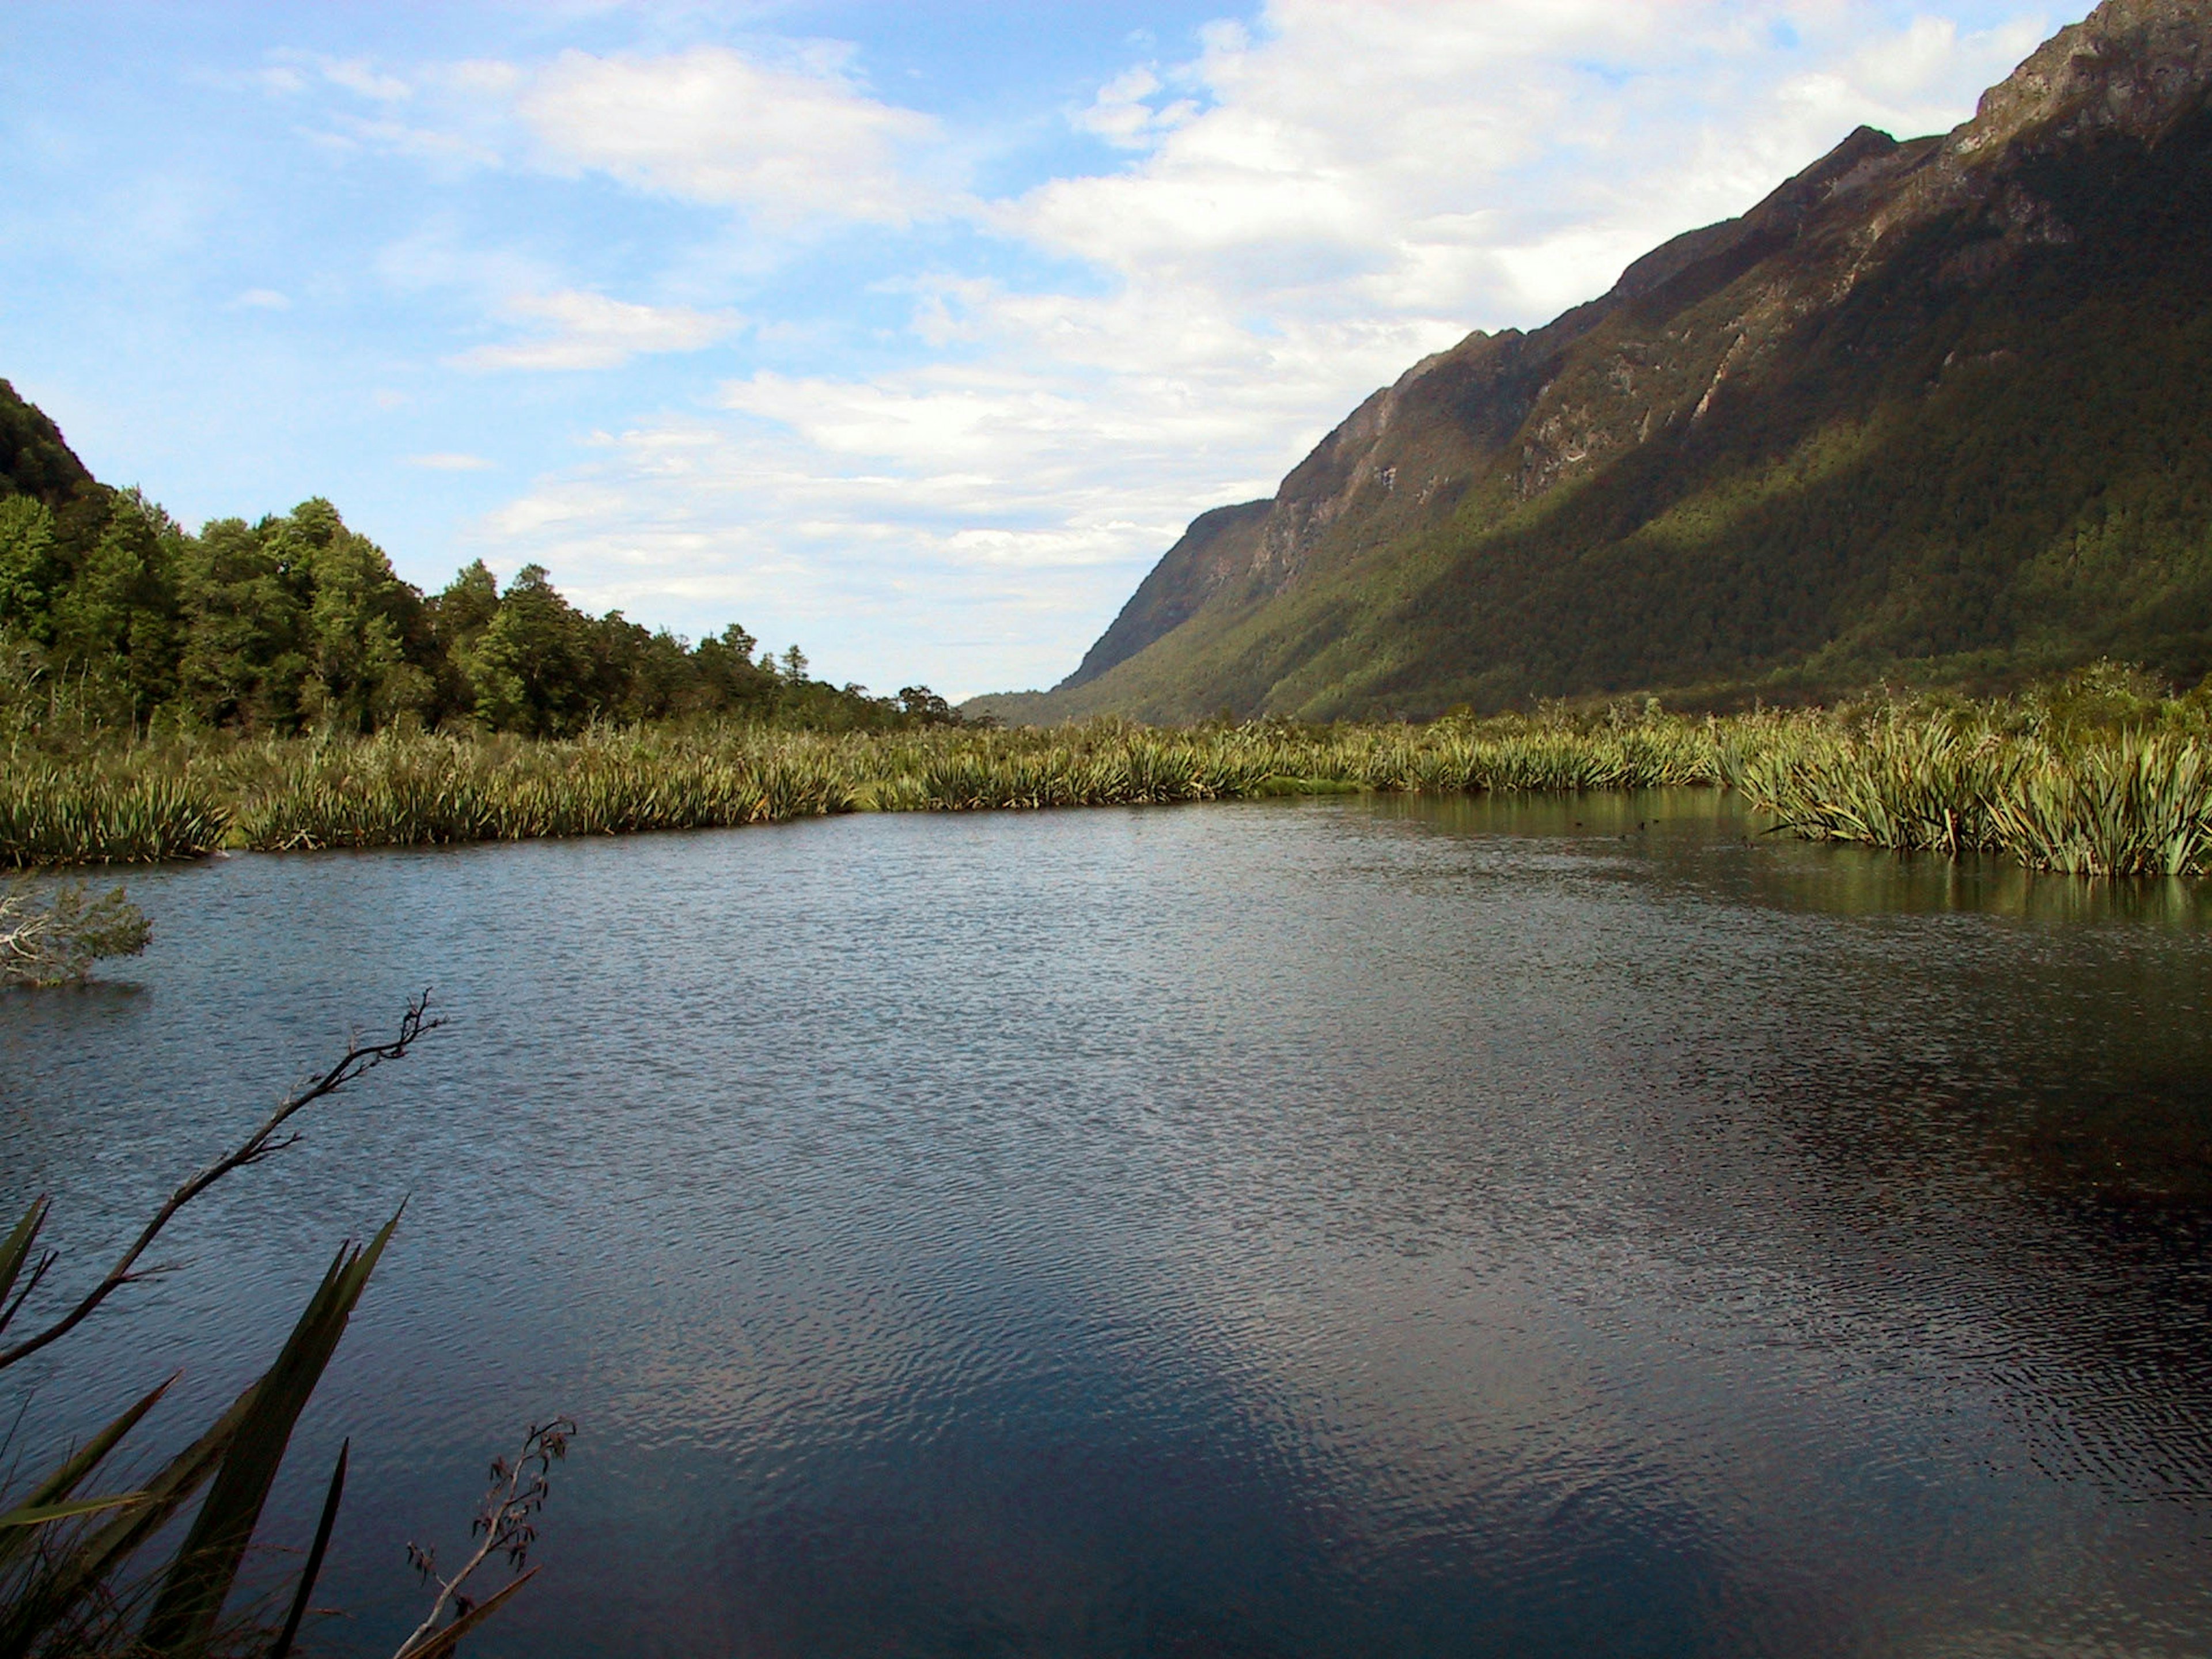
(0, 991), (442, 1371)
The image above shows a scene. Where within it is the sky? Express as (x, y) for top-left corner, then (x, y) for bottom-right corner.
(0, 1), (2058, 699)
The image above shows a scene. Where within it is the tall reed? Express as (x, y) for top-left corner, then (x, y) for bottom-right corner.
(9, 704), (2212, 881)
(228, 734), (857, 850)
(0, 769), (229, 865)
(1725, 714), (2212, 877)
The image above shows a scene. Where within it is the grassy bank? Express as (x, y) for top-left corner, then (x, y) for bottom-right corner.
(0, 718), (1724, 864)
(10, 680), (2212, 879)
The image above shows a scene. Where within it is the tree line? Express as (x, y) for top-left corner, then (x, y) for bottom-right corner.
(0, 381), (967, 738)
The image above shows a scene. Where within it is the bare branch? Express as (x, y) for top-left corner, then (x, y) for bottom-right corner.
(1, 880), (151, 987)
(393, 1419), (573, 1659)
(0, 992), (442, 1372)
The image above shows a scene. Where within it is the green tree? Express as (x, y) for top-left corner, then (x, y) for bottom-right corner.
(0, 365), (906, 738)
(0, 497), (59, 645)
(431, 559), (501, 643)
(463, 564), (595, 736)
(47, 491), (181, 721)
(175, 516), (309, 729)
(429, 560), (501, 724)
(594, 618), (703, 722)
(277, 501), (433, 732)
(687, 623), (764, 714)
(897, 685), (957, 725)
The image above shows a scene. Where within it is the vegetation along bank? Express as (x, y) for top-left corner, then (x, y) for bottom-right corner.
(8, 357), (2212, 885)
(10, 666), (2212, 881)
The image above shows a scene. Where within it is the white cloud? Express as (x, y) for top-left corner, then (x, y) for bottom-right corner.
(256, 51), (414, 105)
(464, 416), (1181, 694)
(997, 0), (2047, 327)
(452, 289), (744, 371)
(372, 226), (552, 300)
(318, 115), (505, 172)
(404, 452), (495, 471)
(233, 287), (290, 310)
(441, 59), (523, 99)
(513, 45), (941, 224)
(279, 39), (945, 226)
(321, 58), (412, 103)
(437, 2), (2051, 695)
(1074, 66), (1202, 150)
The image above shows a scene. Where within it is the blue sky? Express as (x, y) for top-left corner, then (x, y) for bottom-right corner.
(1, 1), (2054, 698)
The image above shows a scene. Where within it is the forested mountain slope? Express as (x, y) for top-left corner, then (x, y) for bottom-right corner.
(975, 0), (2212, 722)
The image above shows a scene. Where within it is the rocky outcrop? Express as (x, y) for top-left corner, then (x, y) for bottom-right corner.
(1958, 0), (2212, 151)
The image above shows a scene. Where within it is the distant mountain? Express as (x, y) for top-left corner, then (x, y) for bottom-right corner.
(973, 0), (2212, 723)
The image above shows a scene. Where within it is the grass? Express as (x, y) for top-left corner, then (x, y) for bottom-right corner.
(1729, 718), (2212, 877)
(10, 683), (2212, 881)
(0, 770), (229, 865)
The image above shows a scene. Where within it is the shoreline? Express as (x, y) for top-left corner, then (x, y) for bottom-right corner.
(6, 705), (2212, 880)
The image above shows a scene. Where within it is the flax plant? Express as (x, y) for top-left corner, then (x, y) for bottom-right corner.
(9, 697), (2212, 881)
(0, 771), (228, 866)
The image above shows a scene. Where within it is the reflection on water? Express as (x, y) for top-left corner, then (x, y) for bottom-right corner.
(4, 793), (2211, 1656)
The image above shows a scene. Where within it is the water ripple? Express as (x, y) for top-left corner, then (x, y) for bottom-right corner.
(3, 792), (2210, 1654)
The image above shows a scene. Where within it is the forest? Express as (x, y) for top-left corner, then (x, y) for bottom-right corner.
(0, 380), (964, 740)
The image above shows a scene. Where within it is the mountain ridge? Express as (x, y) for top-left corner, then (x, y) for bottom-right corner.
(976, 0), (2212, 723)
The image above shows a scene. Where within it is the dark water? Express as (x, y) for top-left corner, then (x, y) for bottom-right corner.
(6, 791), (2212, 1657)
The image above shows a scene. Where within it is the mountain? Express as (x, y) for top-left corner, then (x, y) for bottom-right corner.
(0, 380), (98, 509)
(973, 0), (2212, 723)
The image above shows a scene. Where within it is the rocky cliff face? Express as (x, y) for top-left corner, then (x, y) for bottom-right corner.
(1009, 0), (2212, 721)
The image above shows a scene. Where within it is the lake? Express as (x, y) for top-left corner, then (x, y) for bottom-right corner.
(5, 790), (2211, 1656)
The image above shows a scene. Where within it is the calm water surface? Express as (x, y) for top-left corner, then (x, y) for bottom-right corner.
(5, 792), (2212, 1657)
